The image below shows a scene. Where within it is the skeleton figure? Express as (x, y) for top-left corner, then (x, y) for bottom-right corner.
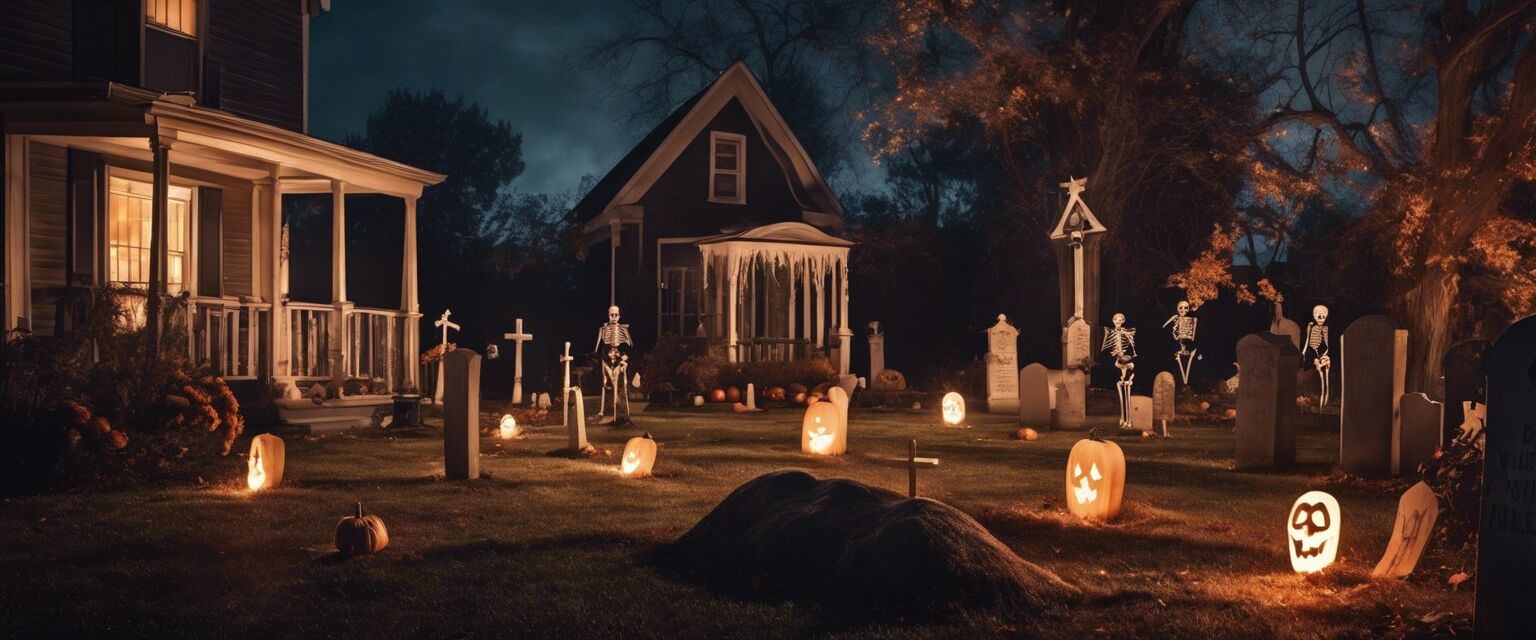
(1161, 300), (1200, 385)
(594, 305), (635, 426)
(1101, 313), (1137, 429)
(1302, 305), (1331, 407)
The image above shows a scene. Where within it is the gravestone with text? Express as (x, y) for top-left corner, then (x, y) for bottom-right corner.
(1477, 316), (1536, 637)
(1153, 371), (1176, 434)
(442, 348), (481, 480)
(1396, 393), (1441, 475)
(985, 315), (1020, 413)
(1235, 333), (1299, 469)
(1019, 363), (1052, 426)
(1339, 315), (1407, 476)
(1058, 318), (1092, 429)
(867, 322), (885, 379)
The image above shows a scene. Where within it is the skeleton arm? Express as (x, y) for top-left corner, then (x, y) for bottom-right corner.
(1162, 315), (1178, 330)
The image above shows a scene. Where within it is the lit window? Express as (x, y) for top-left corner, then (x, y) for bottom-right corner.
(709, 132), (746, 204)
(108, 176), (192, 293)
(147, 0), (198, 37)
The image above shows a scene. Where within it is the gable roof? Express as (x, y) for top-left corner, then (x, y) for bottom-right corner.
(572, 62), (843, 233)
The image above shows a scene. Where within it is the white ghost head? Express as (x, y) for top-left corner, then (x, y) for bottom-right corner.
(1288, 490), (1341, 573)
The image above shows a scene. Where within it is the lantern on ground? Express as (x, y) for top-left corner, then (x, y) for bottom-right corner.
(620, 432), (658, 478)
(335, 502), (389, 557)
(1065, 436), (1125, 521)
(941, 392), (966, 426)
(1288, 490), (1340, 574)
(801, 401), (845, 455)
(499, 414), (517, 439)
(247, 434), (285, 491)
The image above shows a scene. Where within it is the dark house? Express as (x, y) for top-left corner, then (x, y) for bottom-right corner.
(573, 62), (853, 374)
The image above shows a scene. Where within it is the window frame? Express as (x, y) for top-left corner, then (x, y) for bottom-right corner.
(708, 131), (747, 205)
(145, 0), (201, 39)
(105, 167), (197, 296)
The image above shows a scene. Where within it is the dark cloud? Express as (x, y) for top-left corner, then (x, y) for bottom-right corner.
(308, 0), (642, 195)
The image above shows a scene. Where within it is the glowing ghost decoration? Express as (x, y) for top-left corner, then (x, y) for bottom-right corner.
(247, 433), (285, 491)
(620, 433), (657, 478)
(801, 401), (845, 455)
(1371, 481), (1439, 578)
(498, 414), (517, 439)
(1064, 437), (1125, 521)
(1288, 490), (1341, 573)
(941, 392), (966, 426)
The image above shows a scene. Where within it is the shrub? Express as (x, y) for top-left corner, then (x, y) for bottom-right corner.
(1423, 413), (1484, 551)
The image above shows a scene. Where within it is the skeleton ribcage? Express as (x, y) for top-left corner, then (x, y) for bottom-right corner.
(1306, 325), (1327, 351)
(600, 323), (632, 347)
(1103, 329), (1135, 358)
(1172, 317), (1196, 341)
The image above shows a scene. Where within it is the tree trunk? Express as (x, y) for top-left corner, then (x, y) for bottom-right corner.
(1398, 262), (1459, 395)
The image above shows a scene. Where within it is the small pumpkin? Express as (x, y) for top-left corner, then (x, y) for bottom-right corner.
(1017, 427), (1039, 441)
(620, 432), (658, 478)
(708, 388), (727, 403)
(725, 386), (743, 403)
(335, 502), (389, 557)
(788, 383), (808, 394)
(802, 401), (845, 455)
(692, 395), (705, 407)
(247, 433), (286, 491)
(765, 386), (786, 402)
(792, 392), (808, 405)
(1065, 434), (1126, 521)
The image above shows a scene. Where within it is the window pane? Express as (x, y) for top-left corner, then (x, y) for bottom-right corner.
(108, 175), (190, 289)
(148, 0), (198, 37)
(713, 174), (738, 199)
(715, 141), (738, 171)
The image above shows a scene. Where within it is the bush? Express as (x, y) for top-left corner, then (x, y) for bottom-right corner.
(1423, 411), (1484, 551)
(0, 287), (246, 494)
(673, 353), (838, 395)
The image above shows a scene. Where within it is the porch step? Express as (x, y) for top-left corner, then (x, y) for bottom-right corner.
(277, 395), (393, 433)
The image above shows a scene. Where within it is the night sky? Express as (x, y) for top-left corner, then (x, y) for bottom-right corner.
(308, 0), (641, 196)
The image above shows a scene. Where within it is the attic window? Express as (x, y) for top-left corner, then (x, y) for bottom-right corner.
(709, 132), (746, 204)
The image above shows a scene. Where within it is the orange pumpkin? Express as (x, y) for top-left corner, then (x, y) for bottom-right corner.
(801, 401), (845, 455)
(708, 388), (727, 403)
(765, 386), (786, 402)
(335, 502), (389, 557)
(1065, 436), (1125, 521)
(725, 386), (743, 403)
(1016, 427), (1039, 441)
(792, 392), (808, 405)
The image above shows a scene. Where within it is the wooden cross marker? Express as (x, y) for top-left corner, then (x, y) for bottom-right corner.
(908, 439), (940, 498)
(502, 318), (534, 405)
(559, 341), (574, 429)
(432, 309), (461, 403)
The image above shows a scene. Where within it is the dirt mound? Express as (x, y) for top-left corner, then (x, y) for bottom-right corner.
(660, 470), (1078, 617)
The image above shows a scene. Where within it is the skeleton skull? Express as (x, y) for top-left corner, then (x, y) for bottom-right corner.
(608, 305), (621, 323)
(1112, 313), (1125, 328)
(1176, 300), (1190, 316)
(1312, 305), (1329, 325)
(1288, 490), (1341, 573)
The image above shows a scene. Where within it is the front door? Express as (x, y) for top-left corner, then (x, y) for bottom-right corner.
(657, 243), (704, 339)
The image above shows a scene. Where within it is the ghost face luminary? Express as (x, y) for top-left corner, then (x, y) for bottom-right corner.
(619, 433), (657, 478)
(801, 401), (844, 455)
(1065, 436), (1126, 521)
(1288, 490), (1341, 573)
(247, 434), (285, 491)
(941, 392), (966, 426)
(1162, 301), (1199, 385)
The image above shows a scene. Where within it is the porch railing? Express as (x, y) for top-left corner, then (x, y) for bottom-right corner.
(347, 307), (407, 391)
(735, 337), (817, 363)
(190, 298), (270, 379)
(286, 302), (333, 379)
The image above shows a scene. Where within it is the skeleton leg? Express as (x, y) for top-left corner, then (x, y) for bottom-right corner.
(1317, 361), (1331, 407)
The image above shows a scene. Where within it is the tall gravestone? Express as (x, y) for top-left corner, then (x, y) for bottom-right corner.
(1396, 393), (1441, 475)
(1235, 333), (1300, 469)
(986, 315), (1020, 413)
(1153, 371), (1176, 432)
(1339, 315), (1407, 476)
(443, 348), (482, 480)
(1129, 396), (1153, 432)
(1018, 363), (1052, 426)
(867, 323), (885, 379)
(1269, 301), (1302, 351)
(1477, 317), (1536, 637)
(1441, 338), (1488, 445)
(1057, 318), (1092, 430)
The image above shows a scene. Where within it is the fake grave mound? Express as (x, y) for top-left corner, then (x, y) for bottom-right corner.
(660, 470), (1079, 616)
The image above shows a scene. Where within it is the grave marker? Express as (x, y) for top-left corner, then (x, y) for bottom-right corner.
(1235, 333), (1300, 469)
(442, 348), (481, 480)
(1153, 371), (1176, 436)
(1476, 316), (1536, 637)
(1019, 363), (1052, 426)
(985, 315), (1020, 413)
(1396, 393), (1442, 475)
(1339, 315), (1407, 475)
(501, 318), (534, 405)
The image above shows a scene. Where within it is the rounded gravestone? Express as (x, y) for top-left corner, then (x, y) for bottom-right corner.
(1235, 333), (1300, 469)
(1477, 316), (1536, 637)
(1018, 363), (1052, 426)
(1339, 315), (1407, 476)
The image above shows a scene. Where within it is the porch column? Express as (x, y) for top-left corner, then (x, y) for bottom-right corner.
(802, 267), (811, 354)
(726, 256), (738, 363)
(609, 219), (621, 306)
(787, 265), (797, 361)
(144, 136), (171, 362)
(330, 180), (351, 384)
(3, 135), (29, 333)
(837, 259), (851, 376)
(401, 195), (421, 389)
(816, 271), (826, 349)
(268, 168), (288, 380)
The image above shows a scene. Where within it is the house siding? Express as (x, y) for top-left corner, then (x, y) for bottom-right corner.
(205, 0), (306, 132)
(0, 0), (73, 81)
(28, 142), (68, 335)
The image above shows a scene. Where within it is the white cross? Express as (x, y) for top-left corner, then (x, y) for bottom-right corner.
(502, 318), (534, 405)
(560, 341), (574, 428)
(433, 309), (461, 403)
(908, 439), (940, 498)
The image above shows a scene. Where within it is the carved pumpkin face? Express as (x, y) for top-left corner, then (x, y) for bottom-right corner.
(1288, 491), (1340, 573)
(801, 401), (845, 455)
(1065, 438), (1125, 521)
(620, 434), (657, 477)
(247, 434), (285, 491)
(941, 392), (965, 426)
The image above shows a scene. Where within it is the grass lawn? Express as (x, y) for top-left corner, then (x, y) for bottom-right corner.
(0, 397), (1474, 639)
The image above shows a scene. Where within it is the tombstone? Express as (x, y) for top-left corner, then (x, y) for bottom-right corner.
(567, 387), (589, 452)
(1153, 371), (1176, 433)
(746, 383), (758, 411)
(1441, 338), (1488, 445)
(535, 392), (551, 410)
(1476, 316), (1536, 637)
(828, 386), (850, 442)
(442, 348), (481, 480)
(836, 374), (858, 399)
(1371, 481), (1439, 579)
(1339, 315), (1408, 475)
(1234, 333), (1300, 469)
(1129, 396), (1153, 432)
(1018, 363), (1052, 426)
(985, 315), (1020, 413)
(1396, 393), (1442, 475)
(1269, 301), (1302, 351)
(867, 322), (885, 378)
(502, 318), (534, 405)
(1057, 319), (1092, 429)
(1045, 369), (1064, 412)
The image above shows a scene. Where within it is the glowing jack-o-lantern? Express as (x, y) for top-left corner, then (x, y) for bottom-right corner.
(498, 414), (518, 439)
(247, 434), (286, 491)
(941, 392), (966, 426)
(1288, 490), (1341, 573)
(801, 401), (845, 455)
(1064, 436), (1125, 521)
(620, 433), (658, 477)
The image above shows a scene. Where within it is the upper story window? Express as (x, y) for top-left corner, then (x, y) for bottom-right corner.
(147, 0), (199, 37)
(709, 132), (746, 204)
(108, 175), (192, 294)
